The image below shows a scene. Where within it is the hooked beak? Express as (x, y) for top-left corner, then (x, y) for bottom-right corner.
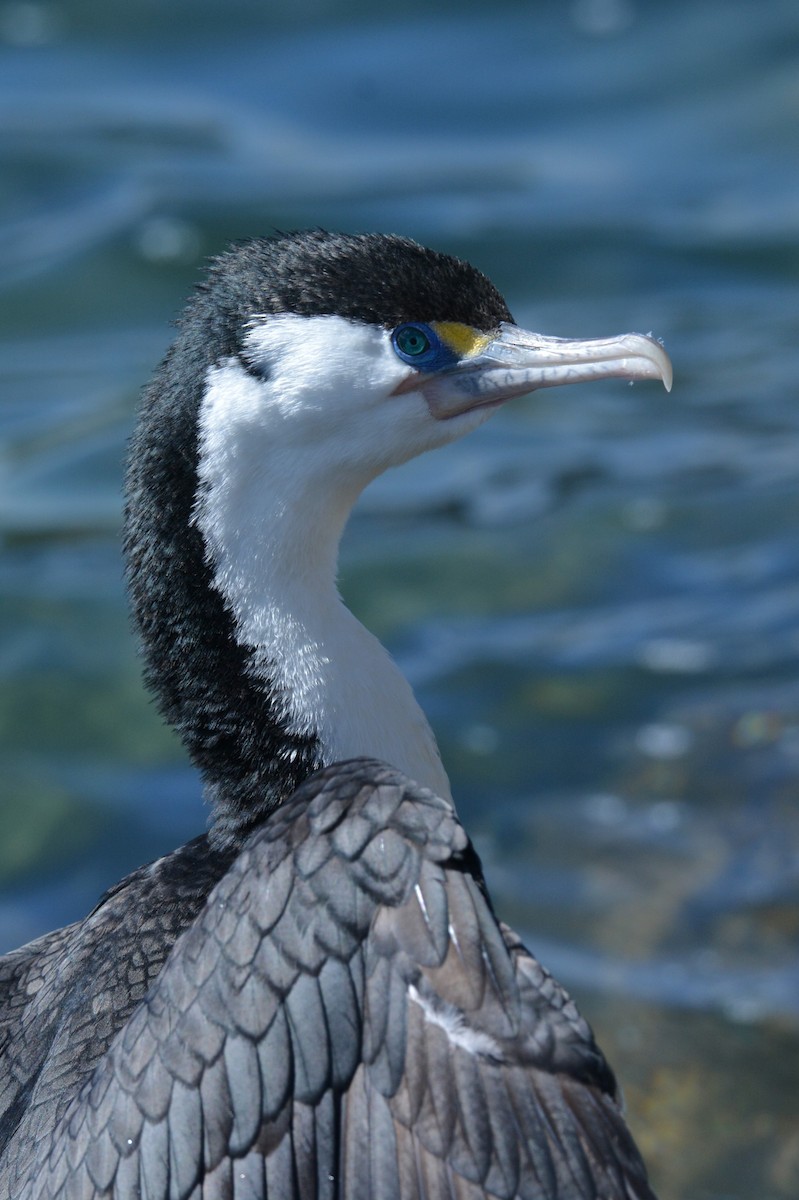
(395, 322), (673, 420)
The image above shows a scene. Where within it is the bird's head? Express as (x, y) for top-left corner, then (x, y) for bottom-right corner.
(181, 231), (671, 521)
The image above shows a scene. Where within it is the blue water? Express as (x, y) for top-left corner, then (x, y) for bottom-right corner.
(1, 1), (798, 1195)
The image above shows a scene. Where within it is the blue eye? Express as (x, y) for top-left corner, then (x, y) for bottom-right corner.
(391, 322), (446, 370)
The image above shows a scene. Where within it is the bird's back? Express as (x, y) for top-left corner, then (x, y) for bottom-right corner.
(3, 760), (655, 1200)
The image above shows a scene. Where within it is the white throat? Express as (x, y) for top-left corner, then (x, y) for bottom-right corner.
(192, 349), (452, 803)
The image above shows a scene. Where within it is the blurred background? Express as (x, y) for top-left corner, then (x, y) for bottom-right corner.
(0, 0), (798, 1195)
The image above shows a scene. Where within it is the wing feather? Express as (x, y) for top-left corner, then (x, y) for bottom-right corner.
(7, 761), (656, 1200)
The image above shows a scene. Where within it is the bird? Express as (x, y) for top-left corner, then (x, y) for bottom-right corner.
(0, 230), (672, 1199)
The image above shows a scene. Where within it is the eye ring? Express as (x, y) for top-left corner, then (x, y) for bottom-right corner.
(393, 324), (431, 360)
(391, 322), (461, 374)
(391, 322), (440, 368)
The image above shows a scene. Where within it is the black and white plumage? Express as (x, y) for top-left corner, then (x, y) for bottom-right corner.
(0, 232), (671, 1198)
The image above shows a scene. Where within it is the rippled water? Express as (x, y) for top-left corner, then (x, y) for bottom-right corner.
(1, 1), (798, 1195)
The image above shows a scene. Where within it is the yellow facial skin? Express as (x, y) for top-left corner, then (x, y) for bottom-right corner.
(431, 321), (494, 361)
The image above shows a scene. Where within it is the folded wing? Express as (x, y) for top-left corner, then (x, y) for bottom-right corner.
(15, 760), (655, 1200)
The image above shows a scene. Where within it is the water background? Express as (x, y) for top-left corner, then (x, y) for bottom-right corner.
(1, 1), (798, 1195)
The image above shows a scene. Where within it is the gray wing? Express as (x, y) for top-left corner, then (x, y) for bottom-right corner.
(0, 921), (79, 1150)
(0, 836), (234, 1193)
(14, 760), (656, 1200)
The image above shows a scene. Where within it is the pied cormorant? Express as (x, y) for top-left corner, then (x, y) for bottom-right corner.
(0, 231), (671, 1199)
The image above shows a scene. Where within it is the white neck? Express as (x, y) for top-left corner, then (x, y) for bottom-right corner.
(192, 358), (452, 803)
